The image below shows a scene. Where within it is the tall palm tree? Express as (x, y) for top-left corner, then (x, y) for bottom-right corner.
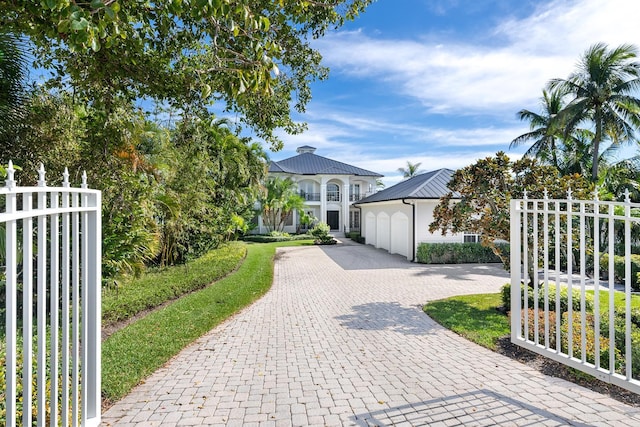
(0, 32), (28, 144)
(397, 161), (422, 179)
(510, 88), (566, 168)
(549, 43), (640, 182)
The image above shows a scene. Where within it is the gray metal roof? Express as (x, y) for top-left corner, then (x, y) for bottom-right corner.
(356, 168), (459, 203)
(269, 152), (383, 177)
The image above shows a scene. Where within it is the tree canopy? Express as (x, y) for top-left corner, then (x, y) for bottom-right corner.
(430, 152), (593, 269)
(1, 0), (373, 149)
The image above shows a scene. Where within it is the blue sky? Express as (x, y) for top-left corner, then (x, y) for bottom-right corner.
(262, 0), (640, 187)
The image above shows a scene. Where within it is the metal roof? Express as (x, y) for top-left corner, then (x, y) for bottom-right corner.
(356, 168), (459, 203)
(269, 152), (383, 177)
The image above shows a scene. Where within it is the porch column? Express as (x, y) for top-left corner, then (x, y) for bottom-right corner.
(320, 178), (327, 224)
(342, 182), (350, 233)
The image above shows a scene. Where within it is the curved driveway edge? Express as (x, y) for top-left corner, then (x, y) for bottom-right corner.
(102, 241), (640, 426)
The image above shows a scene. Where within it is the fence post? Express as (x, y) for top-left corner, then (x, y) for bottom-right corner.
(510, 198), (522, 342)
(5, 161), (18, 427)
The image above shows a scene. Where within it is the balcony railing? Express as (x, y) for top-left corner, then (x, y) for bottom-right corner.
(299, 191), (320, 201)
(327, 193), (340, 202)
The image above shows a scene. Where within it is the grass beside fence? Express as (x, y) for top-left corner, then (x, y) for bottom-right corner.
(102, 242), (247, 326)
(423, 293), (510, 350)
(102, 240), (312, 405)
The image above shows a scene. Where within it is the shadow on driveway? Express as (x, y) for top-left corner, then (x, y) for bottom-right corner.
(334, 302), (436, 336)
(350, 389), (593, 426)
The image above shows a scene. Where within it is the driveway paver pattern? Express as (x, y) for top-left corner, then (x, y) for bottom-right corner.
(102, 241), (640, 426)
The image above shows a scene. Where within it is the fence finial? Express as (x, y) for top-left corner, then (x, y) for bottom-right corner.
(567, 188), (573, 200)
(543, 188), (548, 200)
(523, 189), (528, 200)
(37, 163), (46, 187)
(62, 167), (70, 188)
(81, 171), (88, 189)
(624, 188), (631, 203)
(594, 186), (599, 201)
(5, 160), (16, 189)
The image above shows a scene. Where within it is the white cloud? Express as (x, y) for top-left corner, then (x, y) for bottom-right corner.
(314, 0), (640, 115)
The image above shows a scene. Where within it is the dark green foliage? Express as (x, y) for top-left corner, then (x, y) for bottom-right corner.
(347, 232), (365, 244)
(600, 254), (640, 291)
(242, 234), (313, 243)
(416, 242), (508, 264)
(309, 222), (336, 245)
(102, 242), (246, 326)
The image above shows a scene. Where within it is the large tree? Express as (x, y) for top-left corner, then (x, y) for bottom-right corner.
(549, 43), (640, 182)
(429, 152), (593, 270)
(0, 0), (373, 150)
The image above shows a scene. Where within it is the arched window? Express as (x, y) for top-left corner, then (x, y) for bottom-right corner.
(327, 183), (340, 201)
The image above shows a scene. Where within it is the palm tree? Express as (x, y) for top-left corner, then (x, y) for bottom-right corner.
(549, 43), (640, 182)
(510, 88), (566, 168)
(260, 176), (305, 232)
(397, 161), (422, 178)
(0, 32), (28, 144)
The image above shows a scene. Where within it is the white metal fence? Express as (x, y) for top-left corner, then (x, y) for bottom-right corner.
(1, 162), (102, 426)
(510, 190), (640, 394)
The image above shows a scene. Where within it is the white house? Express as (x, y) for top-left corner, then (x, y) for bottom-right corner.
(355, 168), (473, 261)
(253, 146), (383, 234)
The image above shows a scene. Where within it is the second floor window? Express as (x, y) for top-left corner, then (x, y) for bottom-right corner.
(327, 183), (340, 201)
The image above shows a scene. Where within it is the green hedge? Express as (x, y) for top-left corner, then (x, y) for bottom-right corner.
(346, 232), (365, 244)
(416, 242), (507, 264)
(600, 253), (640, 291)
(242, 234), (312, 243)
(102, 242), (246, 326)
(501, 282), (594, 313)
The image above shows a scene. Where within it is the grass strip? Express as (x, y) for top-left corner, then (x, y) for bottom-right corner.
(423, 293), (509, 350)
(102, 240), (312, 404)
(102, 242), (247, 326)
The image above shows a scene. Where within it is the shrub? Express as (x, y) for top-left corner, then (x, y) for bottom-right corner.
(310, 222), (336, 245)
(347, 232), (365, 244)
(501, 282), (594, 313)
(268, 230), (290, 237)
(416, 242), (507, 264)
(559, 311), (617, 372)
(242, 234), (312, 243)
(600, 253), (640, 291)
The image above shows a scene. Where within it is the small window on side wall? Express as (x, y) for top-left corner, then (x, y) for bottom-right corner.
(463, 233), (480, 243)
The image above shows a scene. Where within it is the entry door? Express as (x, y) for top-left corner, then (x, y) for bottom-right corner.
(327, 210), (340, 230)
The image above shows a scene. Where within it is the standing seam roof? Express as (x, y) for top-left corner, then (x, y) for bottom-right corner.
(269, 152), (383, 177)
(355, 168), (458, 203)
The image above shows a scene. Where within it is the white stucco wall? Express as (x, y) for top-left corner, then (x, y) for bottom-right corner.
(359, 199), (463, 261)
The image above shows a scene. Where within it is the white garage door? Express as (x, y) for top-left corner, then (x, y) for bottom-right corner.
(365, 212), (376, 247)
(390, 212), (409, 258)
(376, 212), (390, 251)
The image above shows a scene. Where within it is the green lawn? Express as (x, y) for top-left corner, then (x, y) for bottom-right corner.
(102, 240), (312, 404)
(423, 293), (509, 350)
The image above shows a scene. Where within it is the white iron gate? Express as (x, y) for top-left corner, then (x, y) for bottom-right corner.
(510, 190), (640, 395)
(1, 162), (101, 426)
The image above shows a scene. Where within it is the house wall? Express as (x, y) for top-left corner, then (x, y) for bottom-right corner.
(253, 173), (379, 234)
(359, 199), (463, 261)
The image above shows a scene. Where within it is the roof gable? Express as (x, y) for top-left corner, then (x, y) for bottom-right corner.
(356, 169), (458, 203)
(269, 152), (382, 177)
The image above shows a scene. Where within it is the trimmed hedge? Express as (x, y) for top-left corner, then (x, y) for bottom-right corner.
(416, 242), (507, 264)
(346, 231), (365, 244)
(242, 234), (312, 243)
(600, 253), (640, 291)
(501, 282), (594, 313)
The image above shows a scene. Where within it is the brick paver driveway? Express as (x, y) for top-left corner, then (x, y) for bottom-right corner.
(102, 241), (640, 426)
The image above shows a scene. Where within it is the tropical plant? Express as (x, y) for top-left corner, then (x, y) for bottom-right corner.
(549, 43), (640, 182)
(510, 88), (567, 169)
(260, 176), (305, 233)
(0, 31), (28, 145)
(429, 152), (593, 271)
(397, 161), (423, 178)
